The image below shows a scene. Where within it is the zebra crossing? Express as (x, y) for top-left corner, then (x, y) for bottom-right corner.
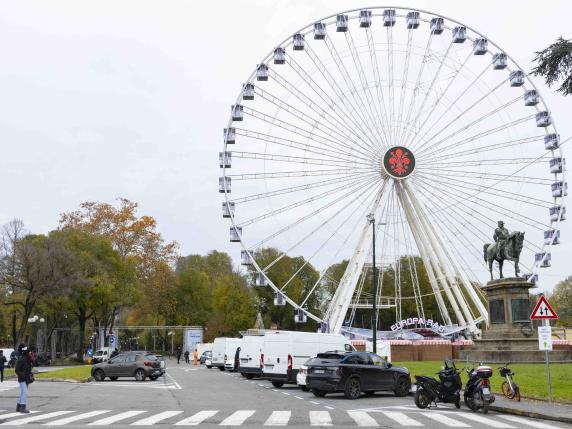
(0, 409), (565, 427)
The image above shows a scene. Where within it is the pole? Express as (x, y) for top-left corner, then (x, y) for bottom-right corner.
(371, 217), (377, 354)
(545, 319), (552, 403)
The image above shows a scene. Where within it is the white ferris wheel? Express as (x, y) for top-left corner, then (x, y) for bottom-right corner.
(219, 7), (566, 337)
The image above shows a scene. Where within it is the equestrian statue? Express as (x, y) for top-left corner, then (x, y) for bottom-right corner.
(483, 221), (525, 280)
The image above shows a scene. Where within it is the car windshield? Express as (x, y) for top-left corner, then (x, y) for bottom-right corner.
(95, 351), (103, 356)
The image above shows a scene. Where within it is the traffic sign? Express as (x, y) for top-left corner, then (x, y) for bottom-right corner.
(538, 326), (553, 351)
(530, 295), (558, 320)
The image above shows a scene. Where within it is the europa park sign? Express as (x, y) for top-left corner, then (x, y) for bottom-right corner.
(391, 316), (446, 333)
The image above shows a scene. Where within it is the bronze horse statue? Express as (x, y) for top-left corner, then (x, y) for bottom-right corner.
(483, 232), (525, 280)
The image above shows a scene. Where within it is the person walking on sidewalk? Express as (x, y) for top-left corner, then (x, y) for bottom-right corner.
(15, 344), (33, 414)
(176, 346), (182, 364)
(184, 350), (190, 364)
(0, 350), (6, 382)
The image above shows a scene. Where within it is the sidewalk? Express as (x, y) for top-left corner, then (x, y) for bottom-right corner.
(492, 394), (572, 424)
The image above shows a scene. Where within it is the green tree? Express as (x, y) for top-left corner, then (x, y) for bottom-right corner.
(175, 268), (212, 326)
(532, 37), (572, 95)
(550, 276), (572, 326)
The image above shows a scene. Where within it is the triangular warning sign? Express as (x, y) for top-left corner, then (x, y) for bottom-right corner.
(530, 295), (558, 320)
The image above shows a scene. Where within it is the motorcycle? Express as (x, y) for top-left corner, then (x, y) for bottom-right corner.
(414, 359), (462, 409)
(464, 364), (495, 414)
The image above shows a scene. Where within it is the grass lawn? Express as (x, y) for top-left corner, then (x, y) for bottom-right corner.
(34, 365), (92, 382)
(395, 360), (572, 403)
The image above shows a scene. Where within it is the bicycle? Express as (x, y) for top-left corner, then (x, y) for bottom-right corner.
(499, 363), (520, 401)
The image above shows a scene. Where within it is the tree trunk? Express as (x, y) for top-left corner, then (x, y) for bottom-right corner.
(76, 307), (87, 362)
(11, 312), (17, 349)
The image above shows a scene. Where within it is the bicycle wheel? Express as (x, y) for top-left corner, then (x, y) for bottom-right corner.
(501, 380), (514, 399)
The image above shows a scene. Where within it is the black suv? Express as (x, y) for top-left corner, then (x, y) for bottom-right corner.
(91, 352), (164, 382)
(306, 351), (411, 399)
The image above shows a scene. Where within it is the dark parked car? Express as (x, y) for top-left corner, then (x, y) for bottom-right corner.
(306, 351), (411, 399)
(200, 350), (211, 365)
(91, 352), (164, 382)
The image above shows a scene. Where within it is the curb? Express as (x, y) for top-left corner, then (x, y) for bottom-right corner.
(35, 378), (90, 383)
(490, 404), (572, 424)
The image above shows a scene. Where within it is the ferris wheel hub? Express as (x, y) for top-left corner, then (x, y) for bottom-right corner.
(382, 146), (416, 179)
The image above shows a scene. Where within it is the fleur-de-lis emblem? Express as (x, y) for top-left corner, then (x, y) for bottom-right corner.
(388, 148), (411, 176)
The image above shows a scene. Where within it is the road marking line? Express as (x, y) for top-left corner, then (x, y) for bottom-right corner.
(130, 411), (183, 426)
(421, 412), (470, 427)
(281, 392), (290, 396)
(309, 411), (332, 426)
(2, 411), (74, 426)
(456, 413), (515, 428)
(309, 401), (321, 405)
(258, 384), (265, 387)
(347, 411), (378, 427)
(272, 389), (279, 392)
(219, 410), (255, 426)
(174, 410), (218, 426)
(499, 415), (562, 429)
(264, 411), (291, 426)
(87, 411), (146, 426)
(43, 410), (111, 426)
(166, 373), (182, 390)
(0, 411), (39, 420)
(380, 411), (423, 427)
(324, 406), (334, 410)
(294, 396), (304, 400)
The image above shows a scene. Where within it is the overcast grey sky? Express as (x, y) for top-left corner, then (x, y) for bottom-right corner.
(0, 0), (570, 293)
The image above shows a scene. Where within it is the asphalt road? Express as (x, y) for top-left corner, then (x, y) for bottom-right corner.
(0, 361), (569, 428)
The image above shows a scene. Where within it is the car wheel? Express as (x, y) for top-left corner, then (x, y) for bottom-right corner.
(240, 373), (246, 377)
(206, 365), (212, 369)
(246, 374), (255, 380)
(135, 369), (147, 382)
(218, 366), (225, 371)
(394, 376), (411, 397)
(300, 385), (309, 392)
(312, 389), (327, 397)
(271, 381), (284, 388)
(93, 369), (105, 382)
(414, 388), (432, 409)
(149, 376), (158, 381)
(109, 376), (118, 381)
(344, 377), (361, 400)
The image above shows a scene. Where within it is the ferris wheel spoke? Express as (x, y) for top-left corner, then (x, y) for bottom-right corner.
(395, 29), (414, 145)
(416, 92), (520, 156)
(417, 113), (538, 160)
(298, 46), (381, 152)
(232, 150), (373, 169)
(411, 62), (492, 151)
(235, 128), (374, 165)
(414, 174), (551, 231)
(254, 175), (382, 249)
(229, 172), (373, 204)
(386, 26), (397, 144)
(420, 157), (550, 167)
(365, 26), (391, 140)
(253, 86), (375, 160)
(415, 171), (553, 208)
(409, 50), (473, 148)
(269, 69), (379, 156)
(228, 167), (372, 181)
(237, 173), (377, 228)
(420, 135), (545, 161)
(344, 29), (389, 147)
(402, 39), (454, 148)
(321, 36), (385, 148)
(261, 177), (383, 271)
(399, 33), (434, 146)
(415, 168), (553, 185)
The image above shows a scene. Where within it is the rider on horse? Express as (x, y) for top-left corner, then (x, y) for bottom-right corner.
(493, 220), (510, 260)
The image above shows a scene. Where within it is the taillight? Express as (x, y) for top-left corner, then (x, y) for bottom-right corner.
(144, 361), (151, 366)
(336, 367), (343, 376)
(287, 354), (292, 370)
(482, 378), (490, 386)
(260, 353), (264, 369)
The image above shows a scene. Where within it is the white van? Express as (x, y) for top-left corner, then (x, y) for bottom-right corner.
(211, 337), (242, 371)
(262, 331), (354, 387)
(92, 347), (111, 364)
(238, 335), (265, 379)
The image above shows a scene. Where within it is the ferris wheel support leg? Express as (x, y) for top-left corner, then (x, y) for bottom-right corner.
(325, 180), (389, 334)
(402, 181), (480, 335)
(396, 185), (452, 326)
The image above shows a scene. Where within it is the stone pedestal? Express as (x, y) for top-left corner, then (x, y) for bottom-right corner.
(459, 277), (570, 362)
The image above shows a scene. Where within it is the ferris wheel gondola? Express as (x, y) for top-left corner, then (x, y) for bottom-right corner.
(219, 7), (566, 336)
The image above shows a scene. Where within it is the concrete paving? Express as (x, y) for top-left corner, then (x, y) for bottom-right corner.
(0, 362), (570, 428)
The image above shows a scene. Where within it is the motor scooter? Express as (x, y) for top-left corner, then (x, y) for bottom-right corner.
(414, 360), (462, 409)
(464, 364), (495, 413)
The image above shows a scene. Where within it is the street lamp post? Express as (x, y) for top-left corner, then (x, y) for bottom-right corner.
(367, 214), (377, 354)
(168, 331), (174, 356)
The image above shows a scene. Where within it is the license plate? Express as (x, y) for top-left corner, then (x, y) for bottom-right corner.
(314, 369), (324, 374)
(482, 387), (490, 395)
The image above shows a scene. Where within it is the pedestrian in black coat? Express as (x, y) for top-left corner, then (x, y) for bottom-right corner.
(15, 344), (32, 414)
(0, 350), (6, 382)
